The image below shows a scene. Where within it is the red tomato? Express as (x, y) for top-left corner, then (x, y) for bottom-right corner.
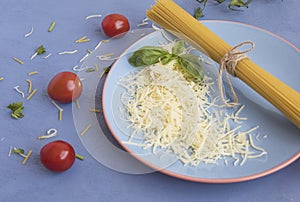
(40, 140), (76, 172)
(101, 13), (130, 37)
(47, 71), (82, 103)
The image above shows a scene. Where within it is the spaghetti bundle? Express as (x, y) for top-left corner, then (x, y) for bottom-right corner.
(146, 0), (300, 128)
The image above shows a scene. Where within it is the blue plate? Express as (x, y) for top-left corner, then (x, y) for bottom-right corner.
(80, 21), (300, 183)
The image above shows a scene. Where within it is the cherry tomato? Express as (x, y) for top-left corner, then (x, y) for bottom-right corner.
(47, 71), (82, 103)
(40, 140), (76, 172)
(101, 13), (130, 37)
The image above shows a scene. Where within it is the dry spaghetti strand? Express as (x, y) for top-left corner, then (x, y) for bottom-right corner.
(146, 0), (300, 128)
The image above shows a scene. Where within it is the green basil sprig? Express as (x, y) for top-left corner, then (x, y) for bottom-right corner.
(128, 40), (204, 81)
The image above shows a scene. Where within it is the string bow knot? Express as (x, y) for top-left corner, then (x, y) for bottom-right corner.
(218, 41), (255, 107)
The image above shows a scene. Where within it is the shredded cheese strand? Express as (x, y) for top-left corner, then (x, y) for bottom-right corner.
(28, 71), (38, 76)
(38, 128), (57, 140)
(94, 39), (110, 50)
(79, 53), (89, 63)
(75, 99), (80, 109)
(43, 53), (52, 59)
(58, 50), (78, 55)
(27, 89), (37, 100)
(80, 124), (92, 136)
(25, 79), (33, 93)
(24, 27), (34, 37)
(89, 108), (100, 113)
(85, 14), (102, 20)
(22, 150), (32, 165)
(13, 86), (25, 98)
(13, 57), (24, 64)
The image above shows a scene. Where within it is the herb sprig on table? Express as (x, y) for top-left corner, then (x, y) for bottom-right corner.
(194, 0), (252, 19)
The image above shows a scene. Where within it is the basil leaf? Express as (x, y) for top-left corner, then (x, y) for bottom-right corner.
(36, 45), (46, 55)
(228, 0), (252, 11)
(172, 40), (184, 55)
(177, 54), (204, 80)
(128, 46), (172, 67)
(194, 7), (204, 19)
(7, 102), (24, 119)
(13, 148), (25, 155)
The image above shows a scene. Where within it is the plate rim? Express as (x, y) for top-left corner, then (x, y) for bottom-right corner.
(102, 20), (300, 183)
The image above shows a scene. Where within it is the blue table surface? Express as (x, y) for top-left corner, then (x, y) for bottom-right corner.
(0, 0), (299, 201)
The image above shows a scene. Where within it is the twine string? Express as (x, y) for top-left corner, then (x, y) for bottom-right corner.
(218, 41), (255, 107)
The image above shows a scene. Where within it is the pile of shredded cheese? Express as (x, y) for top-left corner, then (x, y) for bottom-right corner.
(119, 43), (267, 167)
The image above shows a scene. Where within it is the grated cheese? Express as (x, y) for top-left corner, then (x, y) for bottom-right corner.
(119, 44), (267, 166)
(28, 71), (38, 76)
(27, 89), (37, 100)
(97, 53), (119, 61)
(80, 124), (91, 136)
(85, 14), (102, 20)
(51, 100), (63, 121)
(25, 79), (33, 93)
(13, 86), (25, 98)
(38, 128), (57, 140)
(59, 110), (63, 121)
(94, 64), (99, 71)
(94, 39), (109, 50)
(24, 27), (34, 38)
(8, 146), (13, 157)
(75, 36), (90, 43)
(89, 108), (100, 113)
(79, 53), (89, 63)
(75, 99), (80, 109)
(137, 17), (149, 27)
(43, 53), (52, 59)
(0, 77), (4, 81)
(58, 50), (78, 55)
(13, 57), (24, 65)
(30, 52), (38, 60)
(22, 150), (32, 165)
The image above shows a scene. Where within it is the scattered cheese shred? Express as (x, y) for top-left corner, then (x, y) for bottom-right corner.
(24, 27), (34, 37)
(13, 57), (24, 65)
(75, 36), (90, 43)
(80, 124), (92, 136)
(85, 14), (102, 20)
(43, 53), (52, 59)
(94, 64), (99, 71)
(137, 17), (149, 27)
(58, 50), (78, 55)
(79, 53), (89, 63)
(27, 89), (37, 100)
(30, 52), (38, 60)
(22, 150), (32, 165)
(28, 71), (38, 76)
(89, 108), (100, 113)
(94, 39), (109, 50)
(51, 100), (63, 111)
(0, 77), (4, 81)
(13, 86), (25, 98)
(8, 146), (13, 157)
(87, 49), (92, 54)
(51, 100), (63, 121)
(59, 110), (63, 121)
(75, 99), (80, 109)
(25, 79), (33, 93)
(38, 128), (57, 140)
(97, 53), (119, 61)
